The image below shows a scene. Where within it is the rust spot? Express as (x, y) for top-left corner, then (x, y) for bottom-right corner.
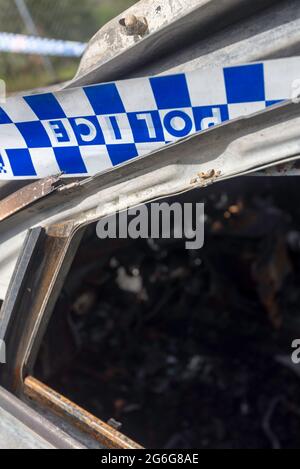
(119, 15), (149, 37)
(191, 169), (221, 185)
(198, 169), (221, 180)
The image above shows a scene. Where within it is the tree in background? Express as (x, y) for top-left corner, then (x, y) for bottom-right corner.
(0, 0), (137, 91)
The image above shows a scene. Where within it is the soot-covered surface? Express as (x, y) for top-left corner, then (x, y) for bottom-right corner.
(35, 178), (300, 449)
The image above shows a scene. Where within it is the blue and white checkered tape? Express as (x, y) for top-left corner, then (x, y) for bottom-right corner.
(0, 32), (86, 57)
(0, 57), (299, 180)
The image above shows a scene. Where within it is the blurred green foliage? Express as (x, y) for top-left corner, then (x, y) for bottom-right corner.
(0, 0), (137, 91)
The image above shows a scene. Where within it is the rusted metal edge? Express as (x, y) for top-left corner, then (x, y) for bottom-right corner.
(0, 175), (63, 223)
(24, 376), (143, 450)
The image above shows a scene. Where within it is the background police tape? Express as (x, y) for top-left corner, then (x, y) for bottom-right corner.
(0, 32), (86, 57)
(0, 57), (299, 180)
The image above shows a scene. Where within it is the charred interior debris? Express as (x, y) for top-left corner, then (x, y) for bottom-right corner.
(34, 177), (300, 449)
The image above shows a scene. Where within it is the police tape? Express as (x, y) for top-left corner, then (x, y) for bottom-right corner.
(0, 57), (300, 180)
(0, 32), (86, 57)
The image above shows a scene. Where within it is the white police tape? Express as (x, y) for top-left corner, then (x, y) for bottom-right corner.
(0, 32), (86, 57)
(0, 56), (300, 180)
